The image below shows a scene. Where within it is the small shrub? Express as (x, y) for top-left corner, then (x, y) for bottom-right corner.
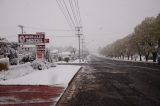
(58, 57), (62, 61)
(64, 57), (70, 63)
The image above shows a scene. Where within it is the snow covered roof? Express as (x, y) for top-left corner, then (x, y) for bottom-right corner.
(60, 52), (71, 56)
(50, 50), (58, 54)
(0, 38), (8, 42)
(0, 40), (9, 43)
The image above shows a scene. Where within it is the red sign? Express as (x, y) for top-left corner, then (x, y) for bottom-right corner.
(18, 33), (45, 44)
(45, 38), (49, 43)
(36, 44), (45, 59)
(37, 52), (43, 59)
(36, 32), (45, 35)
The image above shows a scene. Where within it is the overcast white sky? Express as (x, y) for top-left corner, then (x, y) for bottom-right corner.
(0, 0), (160, 52)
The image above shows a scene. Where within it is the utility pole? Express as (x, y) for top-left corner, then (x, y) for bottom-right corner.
(75, 27), (82, 63)
(18, 25), (24, 34)
(81, 38), (84, 60)
(17, 25), (24, 65)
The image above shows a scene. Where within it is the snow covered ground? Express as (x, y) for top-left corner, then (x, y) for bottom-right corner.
(0, 63), (81, 105)
(111, 57), (157, 63)
(0, 63), (34, 81)
(0, 65), (81, 87)
(56, 59), (87, 64)
(95, 54), (158, 63)
(71, 59), (87, 63)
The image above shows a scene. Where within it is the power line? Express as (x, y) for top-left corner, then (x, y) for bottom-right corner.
(69, 0), (79, 26)
(76, 0), (82, 24)
(56, 0), (74, 30)
(24, 25), (74, 31)
(73, 0), (82, 26)
(62, 0), (76, 27)
(59, 0), (75, 29)
(56, 0), (82, 29)
(52, 35), (78, 37)
(56, 0), (84, 62)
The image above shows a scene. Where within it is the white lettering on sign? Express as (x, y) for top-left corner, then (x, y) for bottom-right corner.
(18, 34), (45, 44)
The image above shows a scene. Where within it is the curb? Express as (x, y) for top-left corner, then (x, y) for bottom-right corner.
(55, 66), (83, 106)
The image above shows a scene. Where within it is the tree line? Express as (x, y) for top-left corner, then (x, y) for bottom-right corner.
(100, 13), (160, 62)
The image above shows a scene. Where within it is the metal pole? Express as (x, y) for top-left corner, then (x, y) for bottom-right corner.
(76, 27), (82, 63)
(78, 35), (81, 63)
(17, 25), (24, 65)
(81, 38), (84, 61)
(18, 25), (24, 34)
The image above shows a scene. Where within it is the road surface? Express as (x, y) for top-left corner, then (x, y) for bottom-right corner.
(57, 55), (160, 106)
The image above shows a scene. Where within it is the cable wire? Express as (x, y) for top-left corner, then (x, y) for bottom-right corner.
(69, 0), (79, 26)
(24, 25), (74, 31)
(62, 0), (76, 27)
(73, 0), (82, 26)
(56, 0), (74, 30)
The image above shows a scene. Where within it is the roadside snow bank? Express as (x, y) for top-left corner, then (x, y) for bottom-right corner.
(0, 65), (81, 87)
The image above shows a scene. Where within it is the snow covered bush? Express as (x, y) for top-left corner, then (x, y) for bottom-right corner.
(58, 57), (62, 61)
(10, 58), (18, 65)
(7, 48), (18, 65)
(30, 60), (56, 70)
(0, 37), (9, 57)
(20, 53), (36, 64)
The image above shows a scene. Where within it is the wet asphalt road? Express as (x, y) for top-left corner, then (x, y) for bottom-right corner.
(57, 55), (160, 106)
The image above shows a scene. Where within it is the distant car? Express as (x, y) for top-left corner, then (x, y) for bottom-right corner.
(157, 56), (160, 65)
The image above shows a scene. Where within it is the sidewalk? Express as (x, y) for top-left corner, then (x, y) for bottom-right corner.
(0, 85), (64, 106)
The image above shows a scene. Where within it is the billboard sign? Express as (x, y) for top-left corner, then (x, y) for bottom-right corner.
(18, 33), (45, 44)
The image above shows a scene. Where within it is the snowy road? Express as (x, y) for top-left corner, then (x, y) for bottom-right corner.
(57, 55), (160, 106)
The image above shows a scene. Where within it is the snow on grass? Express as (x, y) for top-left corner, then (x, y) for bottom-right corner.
(71, 59), (87, 63)
(0, 63), (34, 81)
(0, 58), (9, 64)
(56, 61), (67, 63)
(0, 65), (81, 87)
(56, 59), (87, 64)
(111, 57), (157, 64)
